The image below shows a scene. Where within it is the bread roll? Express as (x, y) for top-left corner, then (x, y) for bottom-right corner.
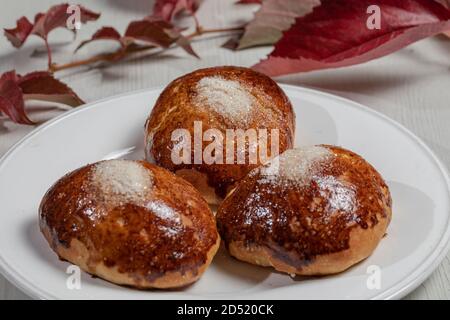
(40, 160), (220, 288)
(145, 66), (295, 204)
(216, 145), (392, 275)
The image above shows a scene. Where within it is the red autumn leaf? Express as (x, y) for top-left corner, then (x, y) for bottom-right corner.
(4, 3), (100, 47)
(3, 17), (33, 48)
(436, 0), (450, 7)
(125, 19), (180, 48)
(225, 0), (321, 50)
(0, 70), (84, 125)
(127, 17), (198, 56)
(31, 4), (99, 40)
(76, 26), (124, 51)
(152, 0), (199, 22)
(253, 0), (450, 77)
(436, 0), (450, 36)
(0, 71), (33, 125)
(18, 71), (84, 107)
(175, 35), (199, 58)
(77, 18), (198, 57)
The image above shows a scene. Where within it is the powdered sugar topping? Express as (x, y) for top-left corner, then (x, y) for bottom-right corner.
(147, 201), (180, 223)
(91, 160), (152, 205)
(194, 76), (255, 124)
(259, 146), (333, 187)
(147, 200), (182, 237)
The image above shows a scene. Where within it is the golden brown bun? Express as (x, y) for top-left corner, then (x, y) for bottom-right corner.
(145, 66), (295, 204)
(39, 160), (220, 289)
(216, 145), (392, 275)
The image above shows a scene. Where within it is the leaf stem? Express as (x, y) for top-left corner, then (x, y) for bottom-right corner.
(50, 26), (244, 73)
(192, 13), (201, 34)
(50, 52), (120, 72)
(186, 26), (244, 39)
(44, 38), (53, 69)
(50, 45), (154, 72)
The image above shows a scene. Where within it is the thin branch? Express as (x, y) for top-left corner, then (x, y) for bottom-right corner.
(192, 12), (201, 34)
(50, 52), (121, 73)
(186, 26), (244, 39)
(50, 45), (154, 72)
(44, 38), (53, 69)
(49, 26), (245, 73)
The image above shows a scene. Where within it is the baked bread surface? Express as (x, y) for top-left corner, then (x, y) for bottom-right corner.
(145, 66), (295, 202)
(216, 145), (392, 275)
(39, 160), (220, 288)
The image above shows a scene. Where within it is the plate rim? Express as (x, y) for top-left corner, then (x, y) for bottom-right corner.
(0, 84), (449, 300)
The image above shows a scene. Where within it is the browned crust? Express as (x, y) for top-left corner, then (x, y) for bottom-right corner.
(39, 161), (220, 288)
(145, 66), (295, 200)
(42, 229), (220, 289)
(216, 145), (392, 275)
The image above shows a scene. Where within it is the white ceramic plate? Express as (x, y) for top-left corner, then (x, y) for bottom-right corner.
(0, 85), (449, 300)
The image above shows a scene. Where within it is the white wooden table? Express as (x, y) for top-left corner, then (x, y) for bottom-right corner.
(1, 0), (449, 300)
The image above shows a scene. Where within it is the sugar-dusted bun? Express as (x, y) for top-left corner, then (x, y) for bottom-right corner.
(39, 160), (220, 289)
(216, 145), (392, 275)
(145, 66), (295, 204)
